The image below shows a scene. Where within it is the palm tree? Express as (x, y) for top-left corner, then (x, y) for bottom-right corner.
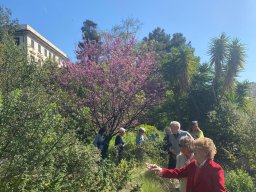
(208, 33), (229, 101)
(222, 39), (245, 94)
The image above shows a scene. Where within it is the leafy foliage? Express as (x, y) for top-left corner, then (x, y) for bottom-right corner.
(205, 101), (256, 174)
(225, 169), (256, 192)
(61, 34), (164, 144)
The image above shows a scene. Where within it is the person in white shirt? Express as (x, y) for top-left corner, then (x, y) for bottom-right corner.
(176, 136), (195, 192)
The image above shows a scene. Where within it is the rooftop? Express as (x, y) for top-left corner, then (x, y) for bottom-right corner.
(17, 24), (68, 58)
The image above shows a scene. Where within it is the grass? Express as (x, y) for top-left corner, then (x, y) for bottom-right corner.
(141, 170), (165, 192)
(120, 164), (177, 192)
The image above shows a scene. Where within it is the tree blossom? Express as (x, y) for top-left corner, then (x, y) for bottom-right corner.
(60, 35), (164, 141)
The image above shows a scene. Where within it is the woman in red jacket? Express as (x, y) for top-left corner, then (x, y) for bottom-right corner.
(146, 137), (226, 192)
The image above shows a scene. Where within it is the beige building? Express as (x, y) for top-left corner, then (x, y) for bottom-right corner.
(14, 24), (68, 66)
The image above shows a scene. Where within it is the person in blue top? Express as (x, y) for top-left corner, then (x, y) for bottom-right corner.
(115, 127), (126, 163)
(136, 127), (146, 145)
(93, 127), (106, 154)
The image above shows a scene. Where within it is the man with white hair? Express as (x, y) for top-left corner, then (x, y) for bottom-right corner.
(167, 121), (193, 169)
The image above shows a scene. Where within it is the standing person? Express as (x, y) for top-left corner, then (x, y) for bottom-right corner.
(115, 127), (126, 163)
(167, 121), (193, 169)
(163, 126), (171, 152)
(189, 121), (204, 139)
(176, 136), (195, 192)
(93, 127), (106, 153)
(146, 137), (226, 192)
(136, 127), (146, 145)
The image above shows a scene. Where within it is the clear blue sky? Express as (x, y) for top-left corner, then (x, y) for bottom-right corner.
(1, 0), (256, 82)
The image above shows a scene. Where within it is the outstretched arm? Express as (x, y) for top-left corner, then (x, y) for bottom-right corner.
(145, 162), (191, 179)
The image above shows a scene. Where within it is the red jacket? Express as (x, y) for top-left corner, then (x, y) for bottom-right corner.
(161, 159), (226, 192)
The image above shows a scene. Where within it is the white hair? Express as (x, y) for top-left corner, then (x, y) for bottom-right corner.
(139, 127), (145, 132)
(170, 121), (181, 129)
(119, 127), (126, 133)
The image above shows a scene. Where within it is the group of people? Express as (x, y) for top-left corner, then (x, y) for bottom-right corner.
(93, 126), (146, 162)
(163, 121), (204, 169)
(93, 121), (226, 191)
(147, 120), (226, 192)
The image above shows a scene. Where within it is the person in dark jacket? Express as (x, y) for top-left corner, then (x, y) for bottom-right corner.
(93, 127), (106, 151)
(93, 128), (106, 158)
(115, 127), (126, 163)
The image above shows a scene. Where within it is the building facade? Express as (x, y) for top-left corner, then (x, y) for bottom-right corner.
(14, 24), (68, 66)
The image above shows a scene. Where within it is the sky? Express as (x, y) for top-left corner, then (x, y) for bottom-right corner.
(1, 0), (256, 82)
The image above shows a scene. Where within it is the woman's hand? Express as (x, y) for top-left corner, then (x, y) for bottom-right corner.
(145, 163), (162, 175)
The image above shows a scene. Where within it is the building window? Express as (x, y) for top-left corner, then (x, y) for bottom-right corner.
(49, 52), (52, 59)
(44, 49), (47, 57)
(38, 44), (41, 53)
(53, 55), (56, 60)
(14, 37), (20, 45)
(31, 39), (34, 48)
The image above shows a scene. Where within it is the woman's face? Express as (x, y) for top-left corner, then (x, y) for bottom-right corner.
(192, 125), (197, 132)
(120, 131), (125, 136)
(165, 127), (172, 135)
(180, 146), (191, 156)
(194, 146), (207, 162)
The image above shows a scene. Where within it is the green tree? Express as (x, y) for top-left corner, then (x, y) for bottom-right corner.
(170, 32), (187, 48)
(208, 34), (246, 102)
(0, 6), (18, 40)
(187, 63), (215, 120)
(143, 27), (172, 54)
(142, 31), (201, 125)
(208, 33), (228, 82)
(223, 39), (245, 94)
(80, 19), (100, 43)
(110, 18), (142, 41)
(161, 46), (200, 120)
(77, 19), (100, 60)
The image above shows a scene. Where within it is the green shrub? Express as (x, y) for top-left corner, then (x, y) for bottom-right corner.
(225, 169), (256, 192)
(113, 125), (166, 165)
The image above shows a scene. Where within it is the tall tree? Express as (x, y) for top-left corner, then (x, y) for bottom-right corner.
(162, 46), (200, 119)
(60, 34), (163, 155)
(77, 19), (100, 60)
(110, 18), (142, 42)
(208, 33), (228, 83)
(170, 33), (187, 48)
(208, 34), (246, 102)
(223, 39), (245, 93)
(143, 30), (200, 121)
(143, 27), (172, 53)
(208, 33), (229, 103)
(0, 6), (18, 40)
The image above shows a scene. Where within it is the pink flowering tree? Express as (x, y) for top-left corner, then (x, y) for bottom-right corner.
(60, 34), (163, 153)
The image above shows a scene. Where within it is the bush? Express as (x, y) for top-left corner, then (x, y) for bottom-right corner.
(225, 169), (256, 192)
(205, 101), (256, 172)
(110, 125), (166, 165)
(0, 21), (137, 191)
(0, 88), (135, 191)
